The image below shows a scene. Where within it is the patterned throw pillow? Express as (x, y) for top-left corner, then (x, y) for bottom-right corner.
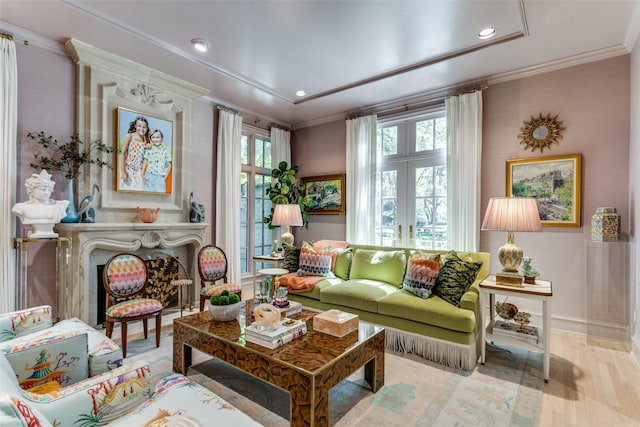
(298, 241), (332, 275)
(282, 244), (301, 272)
(434, 251), (483, 307)
(402, 253), (441, 299)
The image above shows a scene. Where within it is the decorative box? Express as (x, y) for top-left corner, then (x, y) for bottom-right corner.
(591, 207), (621, 241)
(313, 309), (359, 337)
(495, 272), (524, 287)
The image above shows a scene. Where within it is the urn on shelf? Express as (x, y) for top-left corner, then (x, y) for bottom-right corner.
(591, 207), (621, 241)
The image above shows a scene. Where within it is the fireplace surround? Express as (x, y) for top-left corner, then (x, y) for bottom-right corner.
(56, 222), (207, 327)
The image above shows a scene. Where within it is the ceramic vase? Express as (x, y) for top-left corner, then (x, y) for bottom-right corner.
(591, 207), (621, 241)
(61, 178), (80, 223)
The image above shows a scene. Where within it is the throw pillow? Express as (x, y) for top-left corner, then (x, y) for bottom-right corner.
(333, 248), (353, 280)
(349, 249), (407, 287)
(402, 253), (441, 299)
(434, 251), (483, 307)
(298, 241), (332, 275)
(282, 244), (300, 272)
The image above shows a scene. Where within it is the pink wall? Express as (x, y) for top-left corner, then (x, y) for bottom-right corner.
(292, 120), (347, 243)
(293, 55), (631, 334)
(630, 40), (640, 356)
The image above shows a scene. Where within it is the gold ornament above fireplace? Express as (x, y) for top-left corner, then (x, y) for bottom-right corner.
(518, 113), (564, 153)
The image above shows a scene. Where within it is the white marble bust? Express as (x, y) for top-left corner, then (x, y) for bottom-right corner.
(12, 170), (69, 238)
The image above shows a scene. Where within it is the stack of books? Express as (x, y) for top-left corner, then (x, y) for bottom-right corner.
(492, 320), (539, 344)
(250, 300), (302, 317)
(245, 318), (307, 349)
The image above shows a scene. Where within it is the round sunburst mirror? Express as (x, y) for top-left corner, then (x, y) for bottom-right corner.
(518, 113), (564, 152)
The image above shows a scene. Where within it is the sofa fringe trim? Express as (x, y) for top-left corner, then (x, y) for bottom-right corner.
(384, 327), (477, 370)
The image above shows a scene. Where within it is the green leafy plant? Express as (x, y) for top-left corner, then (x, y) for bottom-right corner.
(262, 161), (312, 229)
(27, 131), (113, 180)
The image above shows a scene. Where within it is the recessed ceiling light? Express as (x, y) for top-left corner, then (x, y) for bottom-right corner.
(296, 90), (306, 97)
(191, 38), (210, 52)
(478, 28), (496, 40)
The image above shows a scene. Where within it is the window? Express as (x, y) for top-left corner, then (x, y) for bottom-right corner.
(375, 112), (447, 249)
(240, 131), (273, 273)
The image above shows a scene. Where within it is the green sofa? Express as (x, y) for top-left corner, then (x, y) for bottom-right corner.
(287, 244), (490, 370)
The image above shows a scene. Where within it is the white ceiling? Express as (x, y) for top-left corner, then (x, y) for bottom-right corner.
(1, 0), (638, 128)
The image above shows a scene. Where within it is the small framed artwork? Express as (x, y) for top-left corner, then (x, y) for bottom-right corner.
(506, 153), (582, 227)
(116, 107), (173, 194)
(302, 173), (346, 215)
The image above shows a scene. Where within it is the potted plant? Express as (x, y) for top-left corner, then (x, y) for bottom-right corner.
(262, 161), (311, 229)
(27, 131), (113, 222)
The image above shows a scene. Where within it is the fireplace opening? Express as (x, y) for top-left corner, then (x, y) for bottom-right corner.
(96, 253), (188, 327)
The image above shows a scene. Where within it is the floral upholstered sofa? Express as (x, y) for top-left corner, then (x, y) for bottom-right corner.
(280, 241), (490, 370)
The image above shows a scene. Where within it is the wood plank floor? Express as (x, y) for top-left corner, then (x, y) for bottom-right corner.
(542, 330), (640, 426)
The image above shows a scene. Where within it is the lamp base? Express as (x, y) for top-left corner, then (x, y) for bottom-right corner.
(498, 238), (523, 272)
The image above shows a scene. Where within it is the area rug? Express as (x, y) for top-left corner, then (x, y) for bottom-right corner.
(124, 328), (543, 426)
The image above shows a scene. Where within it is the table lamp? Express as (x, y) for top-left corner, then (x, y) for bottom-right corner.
(481, 197), (541, 284)
(272, 204), (303, 246)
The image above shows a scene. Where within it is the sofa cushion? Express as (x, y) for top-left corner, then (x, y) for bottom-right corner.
(0, 393), (53, 427)
(377, 290), (476, 333)
(402, 253), (441, 299)
(434, 251), (483, 307)
(287, 277), (343, 301)
(0, 306), (52, 342)
(334, 248), (353, 280)
(320, 280), (398, 313)
(282, 244), (300, 272)
(298, 241), (333, 275)
(349, 249), (407, 287)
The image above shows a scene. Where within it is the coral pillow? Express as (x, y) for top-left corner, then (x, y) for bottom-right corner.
(402, 253), (441, 299)
(312, 240), (350, 251)
(298, 241), (332, 275)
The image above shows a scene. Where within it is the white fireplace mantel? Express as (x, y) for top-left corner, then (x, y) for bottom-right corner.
(56, 222), (208, 326)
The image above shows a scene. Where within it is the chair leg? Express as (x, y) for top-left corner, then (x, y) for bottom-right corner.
(105, 320), (114, 338)
(200, 295), (205, 312)
(155, 312), (162, 348)
(143, 319), (148, 339)
(121, 321), (128, 358)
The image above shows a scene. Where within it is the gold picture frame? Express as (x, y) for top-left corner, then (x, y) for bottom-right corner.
(506, 154), (582, 227)
(301, 174), (346, 215)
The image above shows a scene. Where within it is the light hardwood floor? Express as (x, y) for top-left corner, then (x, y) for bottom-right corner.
(541, 330), (640, 426)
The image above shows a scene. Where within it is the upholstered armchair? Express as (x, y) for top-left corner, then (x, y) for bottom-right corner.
(0, 347), (261, 426)
(0, 305), (122, 375)
(197, 245), (242, 311)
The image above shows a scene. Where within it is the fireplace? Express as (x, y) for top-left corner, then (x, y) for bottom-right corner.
(56, 222), (207, 327)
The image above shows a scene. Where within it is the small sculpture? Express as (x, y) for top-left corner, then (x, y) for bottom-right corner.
(521, 256), (540, 284)
(12, 170), (69, 238)
(137, 207), (159, 223)
(495, 300), (518, 321)
(189, 192), (205, 223)
(78, 184), (100, 223)
(514, 311), (532, 332)
(254, 303), (280, 331)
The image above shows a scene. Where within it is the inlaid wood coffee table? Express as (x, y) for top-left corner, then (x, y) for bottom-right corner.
(173, 306), (385, 427)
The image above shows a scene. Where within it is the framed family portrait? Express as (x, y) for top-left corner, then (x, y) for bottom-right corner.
(506, 153), (582, 227)
(116, 107), (174, 194)
(302, 174), (346, 215)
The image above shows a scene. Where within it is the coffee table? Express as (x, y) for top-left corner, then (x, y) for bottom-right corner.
(173, 306), (385, 427)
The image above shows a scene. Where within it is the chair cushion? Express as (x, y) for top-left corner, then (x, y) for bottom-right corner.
(106, 299), (163, 318)
(201, 283), (242, 297)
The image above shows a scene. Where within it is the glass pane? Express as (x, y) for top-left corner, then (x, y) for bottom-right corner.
(241, 135), (248, 165)
(254, 223), (263, 247)
(255, 138), (264, 168)
(435, 117), (447, 149)
(240, 197), (247, 222)
(435, 197), (447, 225)
(240, 224), (247, 248)
(434, 165), (447, 196)
(381, 170), (397, 198)
(377, 126), (398, 158)
(382, 199), (397, 226)
(415, 167), (433, 197)
(241, 172), (248, 197)
(240, 247), (247, 273)
(255, 198), (263, 221)
(416, 119), (434, 151)
(264, 139), (272, 169)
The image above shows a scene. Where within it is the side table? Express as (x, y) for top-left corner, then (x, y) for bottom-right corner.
(257, 267), (289, 301)
(479, 275), (553, 382)
(252, 254), (284, 300)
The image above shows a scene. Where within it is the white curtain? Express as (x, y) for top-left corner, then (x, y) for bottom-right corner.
(1, 36), (17, 313)
(216, 109), (243, 284)
(346, 114), (377, 244)
(271, 127), (291, 168)
(445, 91), (483, 252)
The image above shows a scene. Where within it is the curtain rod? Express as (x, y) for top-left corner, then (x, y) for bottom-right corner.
(373, 85), (488, 118)
(216, 104), (239, 114)
(1, 32), (29, 45)
(269, 123), (291, 132)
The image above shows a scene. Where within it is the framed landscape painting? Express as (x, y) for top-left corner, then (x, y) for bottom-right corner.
(302, 174), (346, 215)
(116, 107), (173, 194)
(506, 154), (582, 227)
